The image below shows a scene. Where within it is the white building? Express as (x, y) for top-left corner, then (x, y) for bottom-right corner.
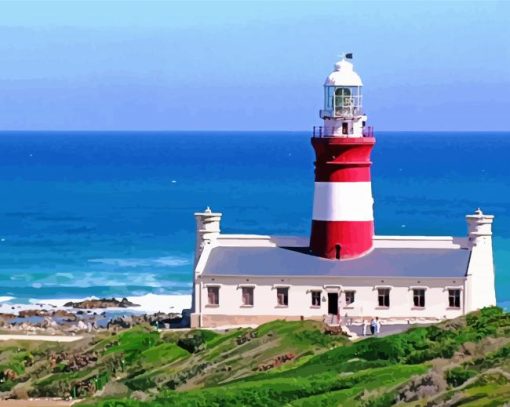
(190, 56), (497, 329)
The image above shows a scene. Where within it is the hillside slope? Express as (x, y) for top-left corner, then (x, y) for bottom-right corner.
(1, 308), (509, 406)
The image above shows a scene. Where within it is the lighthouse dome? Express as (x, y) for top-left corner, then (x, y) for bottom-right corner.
(324, 58), (363, 87)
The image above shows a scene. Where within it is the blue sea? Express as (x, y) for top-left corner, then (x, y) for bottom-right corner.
(0, 132), (508, 309)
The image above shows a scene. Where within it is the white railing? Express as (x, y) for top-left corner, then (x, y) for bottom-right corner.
(312, 126), (374, 138)
(320, 106), (364, 119)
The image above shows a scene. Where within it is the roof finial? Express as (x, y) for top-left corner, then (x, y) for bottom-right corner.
(205, 206), (212, 213)
(337, 52), (353, 62)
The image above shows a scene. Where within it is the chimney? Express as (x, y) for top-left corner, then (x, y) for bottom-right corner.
(194, 207), (222, 265)
(466, 208), (494, 248)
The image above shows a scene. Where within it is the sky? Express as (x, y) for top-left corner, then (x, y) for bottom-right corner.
(0, 1), (509, 131)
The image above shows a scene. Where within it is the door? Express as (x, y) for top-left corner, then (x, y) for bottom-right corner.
(328, 293), (338, 315)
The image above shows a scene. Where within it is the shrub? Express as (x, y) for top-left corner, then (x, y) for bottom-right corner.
(0, 379), (16, 392)
(363, 390), (398, 407)
(177, 334), (207, 353)
(445, 367), (477, 387)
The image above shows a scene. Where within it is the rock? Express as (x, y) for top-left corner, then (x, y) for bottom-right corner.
(52, 309), (76, 319)
(0, 391), (13, 400)
(63, 297), (140, 309)
(2, 368), (17, 380)
(19, 309), (48, 317)
(257, 353), (296, 371)
(131, 390), (150, 402)
(107, 316), (134, 329)
(98, 381), (130, 398)
(11, 385), (28, 400)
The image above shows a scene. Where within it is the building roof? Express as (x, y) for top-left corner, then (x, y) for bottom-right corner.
(201, 246), (471, 278)
(324, 58), (363, 87)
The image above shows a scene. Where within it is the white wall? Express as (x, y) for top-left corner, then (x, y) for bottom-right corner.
(464, 212), (496, 312)
(195, 275), (466, 326)
(465, 236), (496, 312)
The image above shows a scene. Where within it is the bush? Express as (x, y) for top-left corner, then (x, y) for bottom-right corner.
(0, 380), (16, 392)
(364, 390), (398, 407)
(177, 334), (207, 353)
(445, 367), (477, 387)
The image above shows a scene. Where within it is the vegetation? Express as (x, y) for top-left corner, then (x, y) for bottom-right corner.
(0, 307), (509, 406)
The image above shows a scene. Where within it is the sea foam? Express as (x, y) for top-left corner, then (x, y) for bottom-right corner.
(23, 293), (192, 315)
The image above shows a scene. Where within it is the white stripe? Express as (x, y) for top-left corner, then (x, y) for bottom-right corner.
(312, 182), (374, 221)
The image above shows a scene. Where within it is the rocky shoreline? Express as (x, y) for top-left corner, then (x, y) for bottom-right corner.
(62, 298), (140, 309)
(0, 298), (188, 335)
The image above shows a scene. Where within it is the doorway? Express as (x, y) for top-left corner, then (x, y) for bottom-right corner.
(342, 122), (349, 135)
(328, 292), (339, 315)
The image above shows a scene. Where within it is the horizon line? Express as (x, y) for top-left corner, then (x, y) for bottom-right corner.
(1, 129), (509, 133)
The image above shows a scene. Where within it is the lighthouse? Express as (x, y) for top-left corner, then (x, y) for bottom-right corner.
(191, 55), (496, 329)
(310, 54), (375, 259)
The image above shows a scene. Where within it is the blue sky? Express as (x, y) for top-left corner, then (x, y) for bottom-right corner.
(1, 1), (509, 131)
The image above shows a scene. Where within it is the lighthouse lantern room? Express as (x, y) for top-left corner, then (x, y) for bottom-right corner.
(319, 54), (368, 138)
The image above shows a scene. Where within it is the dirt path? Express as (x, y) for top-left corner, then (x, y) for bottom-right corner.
(0, 334), (83, 342)
(0, 400), (79, 406)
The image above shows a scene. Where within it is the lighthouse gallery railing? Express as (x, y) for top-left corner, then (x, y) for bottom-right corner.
(312, 126), (374, 138)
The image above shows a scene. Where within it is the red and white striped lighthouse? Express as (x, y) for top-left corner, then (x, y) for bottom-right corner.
(310, 55), (375, 260)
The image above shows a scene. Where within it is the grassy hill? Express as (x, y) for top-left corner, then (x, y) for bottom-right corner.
(1, 307), (510, 406)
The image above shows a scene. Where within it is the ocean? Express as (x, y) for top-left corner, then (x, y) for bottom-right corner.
(0, 131), (508, 311)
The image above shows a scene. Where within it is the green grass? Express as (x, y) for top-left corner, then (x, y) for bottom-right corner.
(289, 365), (426, 406)
(5, 307), (510, 407)
(139, 343), (189, 367)
(103, 327), (161, 363)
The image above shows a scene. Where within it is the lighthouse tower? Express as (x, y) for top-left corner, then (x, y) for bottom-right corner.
(310, 55), (375, 259)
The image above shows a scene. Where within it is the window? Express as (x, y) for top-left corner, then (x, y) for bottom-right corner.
(242, 287), (254, 306)
(277, 287), (289, 306)
(378, 288), (390, 307)
(448, 289), (461, 308)
(311, 291), (321, 307)
(207, 287), (219, 306)
(345, 291), (355, 305)
(413, 289), (426, 308)
(335, 87), (352, 108)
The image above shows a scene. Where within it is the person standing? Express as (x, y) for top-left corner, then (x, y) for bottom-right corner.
(370, 317), (376, 335)
(375, 317), (381, 335)
(362, 319), (369, 336)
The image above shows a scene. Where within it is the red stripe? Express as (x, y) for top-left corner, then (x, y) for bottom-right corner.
(312, 137), (375, 183)
(310, 220), (374, 259)
(315, 165), (371, 182)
